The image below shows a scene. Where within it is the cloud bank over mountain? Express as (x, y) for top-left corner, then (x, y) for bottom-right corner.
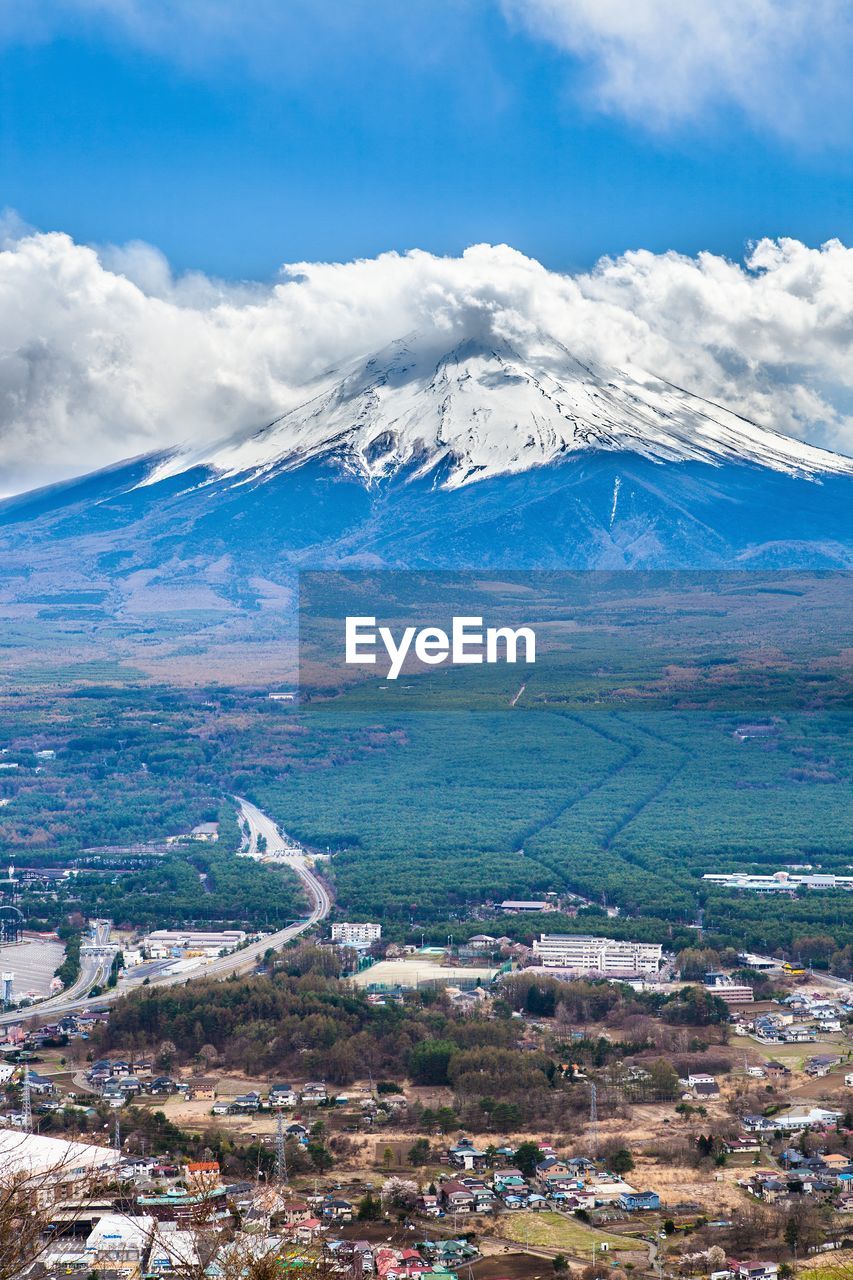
(0, 226), (851, 494)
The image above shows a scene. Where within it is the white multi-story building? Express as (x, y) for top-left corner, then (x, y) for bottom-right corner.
(532, 934), (662, 975)
(704, 871), (853, 893)
(330, 922), (381, 946)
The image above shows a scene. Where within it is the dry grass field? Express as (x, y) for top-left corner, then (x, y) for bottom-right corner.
(498, 1212), (642, 1260)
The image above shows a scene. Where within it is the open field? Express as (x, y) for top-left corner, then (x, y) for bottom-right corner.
(498, 1212), (640, 1259)
(731, 1033), (853, 1073)
(470, 1253), (558, 1280)
(799, 1250), (853, 1280)
(353, 957), (499, 987)
(628, 1157), (746, 1216)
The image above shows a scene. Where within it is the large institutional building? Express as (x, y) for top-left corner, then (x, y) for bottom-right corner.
(532, 933), (663, 975)
(703, 870), (853, 893)
(330, 921), (382, 946)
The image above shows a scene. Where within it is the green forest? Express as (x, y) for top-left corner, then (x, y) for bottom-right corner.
(0, 607), (850, 960)
(98, 950), (725, 1125)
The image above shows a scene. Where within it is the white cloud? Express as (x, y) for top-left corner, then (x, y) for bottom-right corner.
(5, 0), (851, 139)
(0, 227), (850, 493)
(500, 0), (853, 137)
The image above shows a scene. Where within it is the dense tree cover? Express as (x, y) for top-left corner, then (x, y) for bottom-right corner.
(53, 922), (81, 987)
(94, 965), (605, 1125)
(0, 688), (304, 930)
(98, 966), (519, 1086)
(1, 666), (849, 956)
(249, 690), (851, 953)
(502, 973), (729, 1029)
(409, 1039), (458, 1085)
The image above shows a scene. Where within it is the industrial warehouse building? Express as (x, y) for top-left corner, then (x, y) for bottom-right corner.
(0, 1131), (120, 1204)
(144, 929), (247, 958)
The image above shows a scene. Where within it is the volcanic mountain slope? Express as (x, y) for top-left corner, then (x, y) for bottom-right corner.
(144, 332), (853, 492)
(0, 331), (851, 637)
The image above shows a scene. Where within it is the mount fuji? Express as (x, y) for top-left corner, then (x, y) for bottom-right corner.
(145, 332), (853, 492)
(1, 330), (852, 626)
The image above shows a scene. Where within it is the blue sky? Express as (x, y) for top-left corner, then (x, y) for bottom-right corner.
(1, 0), (850, 279)
(0, 2), (851, 491)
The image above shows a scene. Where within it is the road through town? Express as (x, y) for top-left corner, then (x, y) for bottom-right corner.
(0, 800), (330, 1025)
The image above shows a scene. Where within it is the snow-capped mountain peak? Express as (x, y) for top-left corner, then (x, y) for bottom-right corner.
(144, 330), (853, 490)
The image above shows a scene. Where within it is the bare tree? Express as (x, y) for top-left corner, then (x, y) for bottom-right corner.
(0, 1134), (116, 1280)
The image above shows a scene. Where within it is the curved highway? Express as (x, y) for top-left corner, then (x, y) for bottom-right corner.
(197, 797), (332, 979)
(0, 800), (331, 1025)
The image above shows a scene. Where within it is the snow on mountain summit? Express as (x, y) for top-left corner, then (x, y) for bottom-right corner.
(144, 331), (853, 491)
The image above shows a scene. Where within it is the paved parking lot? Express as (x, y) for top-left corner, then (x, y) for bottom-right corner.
(0, 936), (64, 1000)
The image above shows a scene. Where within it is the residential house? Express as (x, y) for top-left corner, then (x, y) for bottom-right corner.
(440, 1179), (477, 1212)
(535, 1156), (570, 1183)
(448, 1140), (488, 1170)
(747, 1176), (788, 1204)
(781, 1025), (815, 1044)
(805, 1055), (841, 1078)
(269, 1084), (298, 1108)
(301, 1081), (328, 1104)
(322, 1196), (354, 1222)
(149, 1076), (176, 1095)
(25, 1072), (56, 1096)
(185, 1160), (220, 1190)
(493, 1169), (527, 1194)
(287, 1217), (323, 1243)
(725, 1137), (761, 1155)
(188, 1079), (217, 1101)
(231, 1090), (261, 1112)
(732, 1263), (779, 1280)
(619, 1191), (661, 1212)
(764, 1061), (791, 1079)
(280, 1200), (312, 1224)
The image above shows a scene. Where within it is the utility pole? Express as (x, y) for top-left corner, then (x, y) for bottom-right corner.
(21, 1066), (31, 1133)
(589, 1082), (598, 1159)
(114, 1114), (121, 1151)
(276, 1107), (288, 1186)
